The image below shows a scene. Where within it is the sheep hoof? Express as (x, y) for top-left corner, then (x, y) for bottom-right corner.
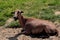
(21, 31), (30, 35)
(55, 32), (58, 37)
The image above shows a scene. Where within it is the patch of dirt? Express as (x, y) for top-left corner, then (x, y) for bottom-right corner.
(3, 18), (14, 27)
(55, 11), (60, 15)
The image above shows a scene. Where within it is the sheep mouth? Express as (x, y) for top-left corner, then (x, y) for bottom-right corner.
(13, 17), (18, 21)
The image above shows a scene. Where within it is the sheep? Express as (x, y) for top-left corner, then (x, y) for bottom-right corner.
(11, 9), (58, 37)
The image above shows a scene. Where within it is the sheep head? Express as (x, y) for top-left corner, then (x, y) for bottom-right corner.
(11, 9), (23, 21)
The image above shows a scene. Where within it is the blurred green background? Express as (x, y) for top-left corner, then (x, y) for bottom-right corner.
(0, 0), (60, 27)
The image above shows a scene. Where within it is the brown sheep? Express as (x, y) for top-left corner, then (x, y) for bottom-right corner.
(11, 10), (58, 37)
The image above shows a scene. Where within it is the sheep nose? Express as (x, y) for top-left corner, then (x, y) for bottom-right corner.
(13, 17), (17, 21)
(13, 16), (16, 18)
(13, 16), (16, 19)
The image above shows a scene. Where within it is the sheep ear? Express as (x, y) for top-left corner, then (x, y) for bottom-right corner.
(18, 11), (24, 14)
(11, 12), (15, 14)
(21, 11), (24, 13)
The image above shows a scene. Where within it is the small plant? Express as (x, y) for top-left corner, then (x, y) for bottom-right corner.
(8, 21), (20, 28)
(0, 16), (7, 26)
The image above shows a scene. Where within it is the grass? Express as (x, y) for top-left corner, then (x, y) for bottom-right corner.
(0, 0), (60, 26)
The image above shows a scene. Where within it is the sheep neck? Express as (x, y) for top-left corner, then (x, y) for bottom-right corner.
(17, 14), (25, 27)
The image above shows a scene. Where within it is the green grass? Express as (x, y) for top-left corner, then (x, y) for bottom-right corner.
(8, 21), (20, 28)
(0, 0), (60, 26)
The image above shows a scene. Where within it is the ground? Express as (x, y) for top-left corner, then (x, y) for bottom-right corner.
(0, 26), (60, 40)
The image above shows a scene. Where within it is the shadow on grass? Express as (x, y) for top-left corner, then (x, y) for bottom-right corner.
(6, 26), (21, 28)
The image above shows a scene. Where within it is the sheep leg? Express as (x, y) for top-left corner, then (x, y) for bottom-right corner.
(54, 29), (58, 36)
(49, 29), (58, 36)
(42, 26), (50, 37)
(21, 28), (31, 35)
(44, 28), (50, 37)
